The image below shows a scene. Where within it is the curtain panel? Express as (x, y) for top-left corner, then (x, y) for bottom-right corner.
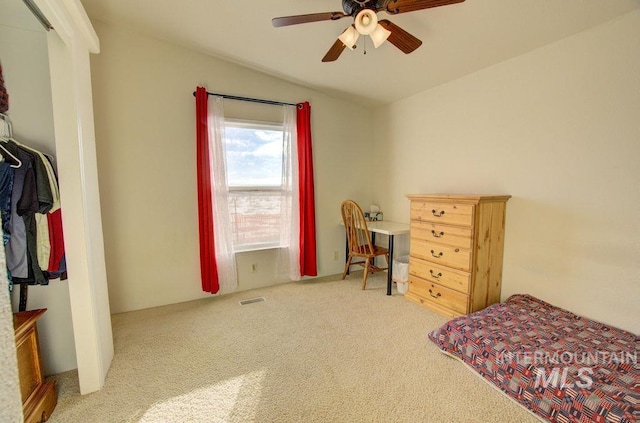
(296, 102), (318, 277)
(278, 106), (301, 280)
(195, 87), (237, 293)
(195, 87), (218, 293)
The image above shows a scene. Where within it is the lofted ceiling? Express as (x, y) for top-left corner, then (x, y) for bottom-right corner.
(78, 0), (639, 107)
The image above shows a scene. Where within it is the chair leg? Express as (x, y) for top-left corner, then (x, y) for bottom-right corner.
(342, 256), (353, 280)
(362, 257), (370, 290)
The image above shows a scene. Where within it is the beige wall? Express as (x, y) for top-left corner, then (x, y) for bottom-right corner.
(89, 21), (374, 314)
(0, 19), (77, 376)
(372, 10), (640, 334)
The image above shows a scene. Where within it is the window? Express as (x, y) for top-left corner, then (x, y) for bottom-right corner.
(224, 120), (285, 251)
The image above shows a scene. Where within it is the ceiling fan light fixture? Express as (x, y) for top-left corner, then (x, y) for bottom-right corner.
(370, 23), (391, 48)
(354, 9), (378, 35)
(338, 25), (360, 50)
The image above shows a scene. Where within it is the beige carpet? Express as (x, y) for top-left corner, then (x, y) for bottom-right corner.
(49, 273), (539, 423)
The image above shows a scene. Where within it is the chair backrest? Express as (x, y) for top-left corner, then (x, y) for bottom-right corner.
(341, 200), (373, 256)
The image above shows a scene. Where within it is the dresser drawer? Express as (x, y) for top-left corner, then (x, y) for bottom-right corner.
(410, 238), (472, 272)
(410, 201), (474, 227)
(410, 221), (473, 249)
(409, 257), (471, 294)
(408, 276), (468, 315)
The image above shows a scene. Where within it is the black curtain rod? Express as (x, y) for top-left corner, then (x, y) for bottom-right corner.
(193, 91), (296, 107)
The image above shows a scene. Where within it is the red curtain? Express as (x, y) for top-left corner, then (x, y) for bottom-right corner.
(296, 102), (317, 276)
(195, 87), (219, 293)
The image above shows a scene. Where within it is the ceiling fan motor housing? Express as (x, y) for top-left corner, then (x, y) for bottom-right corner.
(342, 0), (387, 16)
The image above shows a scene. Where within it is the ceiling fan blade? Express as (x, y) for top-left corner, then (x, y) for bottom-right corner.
(272, 11), (349, 27)
(322, 39), (347, 62)
(378, 20), (422, 54)
(384, 0), (465, 15)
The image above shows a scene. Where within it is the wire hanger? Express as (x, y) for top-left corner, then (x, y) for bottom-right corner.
(0, 113), (23, 168)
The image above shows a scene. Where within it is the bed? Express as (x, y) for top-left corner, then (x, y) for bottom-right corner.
(428, 294), (639, 423)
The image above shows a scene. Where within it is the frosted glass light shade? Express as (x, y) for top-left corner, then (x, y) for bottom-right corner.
(370, 24), (391, 48)
(354, 9), (378, 35)
(338, 26), (360, 50)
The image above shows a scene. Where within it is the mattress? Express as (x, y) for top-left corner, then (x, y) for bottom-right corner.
(428, 294), (639, 423)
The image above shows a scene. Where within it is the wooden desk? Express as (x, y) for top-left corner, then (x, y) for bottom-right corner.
(14, 309), (57, 423)
(340, 220), (410, 295)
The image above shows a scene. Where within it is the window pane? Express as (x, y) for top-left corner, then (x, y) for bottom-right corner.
(225, 125), (283, 187)
(229, 191), (281, 250)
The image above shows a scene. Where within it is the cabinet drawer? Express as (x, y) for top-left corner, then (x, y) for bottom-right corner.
(410, 202), (474, 227)
(408, 276), (468, 315)
(410, 221), (473, 249)
(410, 238), (472, 272)
(409, 257), (471, 294)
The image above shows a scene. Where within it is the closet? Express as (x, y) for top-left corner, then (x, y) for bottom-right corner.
(1, 0), (113, 401)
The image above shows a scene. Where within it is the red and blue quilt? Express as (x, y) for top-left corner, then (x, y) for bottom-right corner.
(428, 294), (639, 423)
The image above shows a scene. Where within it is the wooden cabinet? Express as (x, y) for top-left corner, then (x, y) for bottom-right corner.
(406, 195), (510, 318)
(14, 309), (57, 423)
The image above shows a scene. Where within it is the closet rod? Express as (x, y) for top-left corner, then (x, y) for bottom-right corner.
(23, 0), (53, 31)
(193, 91), (296, 107)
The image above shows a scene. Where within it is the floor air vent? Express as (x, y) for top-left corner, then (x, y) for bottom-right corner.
(239, 297), (266, 306)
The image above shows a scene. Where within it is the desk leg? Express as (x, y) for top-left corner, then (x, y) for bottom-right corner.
(371, 232), (376, 267)
(345, 232), (350, 275)
(387, 234), (394, 295)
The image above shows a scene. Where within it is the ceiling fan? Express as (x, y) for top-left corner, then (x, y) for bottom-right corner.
(272, 0), (465, 62)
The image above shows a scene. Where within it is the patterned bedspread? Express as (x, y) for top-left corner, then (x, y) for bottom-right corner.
(428, 294), (639, 423)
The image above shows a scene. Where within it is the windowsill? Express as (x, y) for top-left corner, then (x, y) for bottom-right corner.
(234, 245), (285, 254)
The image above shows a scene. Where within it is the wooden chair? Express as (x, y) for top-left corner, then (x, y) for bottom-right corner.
(341, 200), (389, 289)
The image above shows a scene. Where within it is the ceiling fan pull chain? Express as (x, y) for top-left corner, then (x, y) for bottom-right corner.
(363, 35), (367, 55)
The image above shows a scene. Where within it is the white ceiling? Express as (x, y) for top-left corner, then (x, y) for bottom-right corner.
(78, 0), (640, 107)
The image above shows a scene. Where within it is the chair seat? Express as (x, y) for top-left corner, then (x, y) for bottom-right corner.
(353, 245), (389, 257)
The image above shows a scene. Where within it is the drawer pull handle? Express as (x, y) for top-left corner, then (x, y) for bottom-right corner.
(430, 250), (443, 258)
(430, 270), (442, 278)
(431, 209), (445, 217)
(429, 289), (442, 299)
(431, 230), (445, 238)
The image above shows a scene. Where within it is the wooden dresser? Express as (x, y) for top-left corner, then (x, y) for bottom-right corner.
(406, 194), (510, 318)
(14, 309), (57, 423)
